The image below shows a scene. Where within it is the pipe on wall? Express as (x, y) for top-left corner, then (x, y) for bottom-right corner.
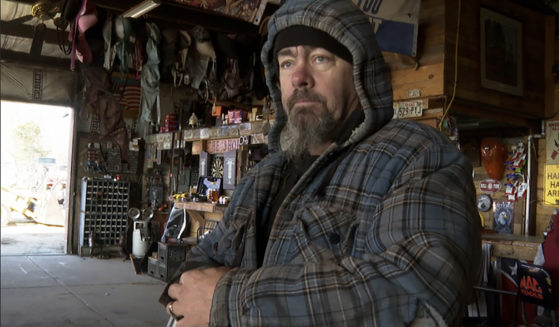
(525, 120), (545, 235)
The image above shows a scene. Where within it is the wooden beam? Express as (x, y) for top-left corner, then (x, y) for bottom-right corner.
(0, 49), (71, 70)
(451, 98), (541, 132)
(0, 20), (69, 45)
(508, 0), (557, 15)
(544, 15), (556, 119)
(93, 0), (259, 35)
(5, 0), (263, 35)
(3, 0), (36, 4)
(482, 233), (543, 261)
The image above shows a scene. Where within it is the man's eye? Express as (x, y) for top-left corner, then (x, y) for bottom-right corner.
(279, 61), (292, 69)
(314, 56), (328, 63)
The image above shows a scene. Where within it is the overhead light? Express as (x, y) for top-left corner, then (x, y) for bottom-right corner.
(122, 0), (162, 19)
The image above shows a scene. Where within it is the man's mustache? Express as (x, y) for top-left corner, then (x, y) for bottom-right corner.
(286, 90), (326, 111)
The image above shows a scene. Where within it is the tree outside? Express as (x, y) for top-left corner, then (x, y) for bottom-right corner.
(1, 101), (73, 226)
(12, 121), (48, 165)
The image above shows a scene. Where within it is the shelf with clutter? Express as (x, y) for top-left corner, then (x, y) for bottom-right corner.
(144, 118), (272, 149)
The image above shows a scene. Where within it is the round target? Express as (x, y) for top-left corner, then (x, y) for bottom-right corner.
(477, 194), (492, 212)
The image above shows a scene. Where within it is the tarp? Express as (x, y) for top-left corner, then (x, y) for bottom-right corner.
(352, 0), (420, 57)
(0, 62), (77, 106)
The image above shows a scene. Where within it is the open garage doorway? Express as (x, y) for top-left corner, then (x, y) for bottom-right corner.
(1, 101), (74, 255)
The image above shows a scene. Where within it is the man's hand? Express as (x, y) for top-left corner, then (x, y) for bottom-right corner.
(167, 266), (230, 327)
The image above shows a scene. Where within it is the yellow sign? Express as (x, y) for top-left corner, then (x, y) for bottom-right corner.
(544, 165), (559, 205)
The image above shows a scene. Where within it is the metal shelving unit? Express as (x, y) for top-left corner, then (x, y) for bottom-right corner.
(78, 177), (130, 256)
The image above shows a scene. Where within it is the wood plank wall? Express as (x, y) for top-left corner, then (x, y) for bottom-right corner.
(383, 0), (552, 124)
(474, 154), (527, 236)
(535, 38), (559, 237)
(445, 0), (552, 121)
(536, 135), (557, 236)
(383, 0), (445, 102)
(382, 0), (558, 236)
(442, 0), (556, 236)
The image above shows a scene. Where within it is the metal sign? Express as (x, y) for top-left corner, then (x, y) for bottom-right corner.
(544, 164), (559, 205)
(199, 151), (208, 177)
(223, 150), (237, 190)
(480, 179), (501, 194)
(393, 100), (423, 119)
(352, 0), (421, 56)
(37, 157), (56, 164)
(546, 120), (559, 164)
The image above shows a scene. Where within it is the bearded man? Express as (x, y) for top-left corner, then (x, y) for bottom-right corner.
(161, 0), (481, 326)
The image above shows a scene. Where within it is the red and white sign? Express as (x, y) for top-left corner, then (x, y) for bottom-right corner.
(480, 179), (501, 193)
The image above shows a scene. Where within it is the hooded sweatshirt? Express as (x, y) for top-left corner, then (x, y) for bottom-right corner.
(262, 0), (394, 154)
(161, 1), (481, 326)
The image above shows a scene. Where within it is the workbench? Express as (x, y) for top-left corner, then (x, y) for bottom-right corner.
(173, 201), (227, 238)
(482, 232), (543, 261)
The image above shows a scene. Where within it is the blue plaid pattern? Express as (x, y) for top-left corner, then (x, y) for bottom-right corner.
(172, 1), (481, 326)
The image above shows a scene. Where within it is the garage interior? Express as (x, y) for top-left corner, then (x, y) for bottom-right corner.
(1, 0), (559, 326)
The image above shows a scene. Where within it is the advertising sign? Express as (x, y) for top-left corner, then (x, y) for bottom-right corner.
(546, 120), (559, 164)
(544, 164), (559, 205)
(480, 179), (501, 194)
(352, 0), (421, 56)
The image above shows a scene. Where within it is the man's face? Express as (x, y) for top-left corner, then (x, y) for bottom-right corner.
(277, 45), (359, 133)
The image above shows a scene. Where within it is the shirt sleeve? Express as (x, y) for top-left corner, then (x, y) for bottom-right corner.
(159, 176), (256, 307)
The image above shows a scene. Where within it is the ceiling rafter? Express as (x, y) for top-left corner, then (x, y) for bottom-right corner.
(1, 20), (68, 45)
(92, 0), (260, 35)
(0, 49), (71, 69)
(3, 0), (262, 34)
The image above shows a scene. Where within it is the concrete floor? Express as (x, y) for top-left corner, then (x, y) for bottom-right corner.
(1, 224), (170, 327)
(1, 222), (65, 255)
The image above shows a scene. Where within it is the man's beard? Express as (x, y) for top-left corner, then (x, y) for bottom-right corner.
(280, 92), (337, 161)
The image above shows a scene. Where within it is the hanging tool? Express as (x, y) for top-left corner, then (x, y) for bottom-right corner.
(169, 122), (176, 196)
(175, 106), (185, 194)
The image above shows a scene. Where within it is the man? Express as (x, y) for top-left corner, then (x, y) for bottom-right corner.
(161, 0), (481, 326)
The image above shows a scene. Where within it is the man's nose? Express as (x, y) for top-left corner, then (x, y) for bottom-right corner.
(291, 63), (314, 89)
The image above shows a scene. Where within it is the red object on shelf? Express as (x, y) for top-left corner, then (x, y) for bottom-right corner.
(227, 110), (247, 125)
(164, 113), (179, 132)
(481, 138), (507, 180)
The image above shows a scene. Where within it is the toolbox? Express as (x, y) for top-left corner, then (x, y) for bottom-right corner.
(148, 242), (191, 282)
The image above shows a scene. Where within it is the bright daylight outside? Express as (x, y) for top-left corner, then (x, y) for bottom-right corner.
(1, 100), (73, 255)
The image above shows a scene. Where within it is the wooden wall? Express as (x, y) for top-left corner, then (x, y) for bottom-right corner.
(536, 134), (557, 237)
(535, 38), (559, 237)
(384, 0), (558, 237)
(445, 0), (553, 123)
(383, 0), (445, 102)
(473, 144), (527, 236)
(383, 0), (553, 128)
(556, 38), (559, 112)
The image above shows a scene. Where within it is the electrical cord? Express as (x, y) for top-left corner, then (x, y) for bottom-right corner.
(438, 0), (461, 130)
(56, 19), (72, 55)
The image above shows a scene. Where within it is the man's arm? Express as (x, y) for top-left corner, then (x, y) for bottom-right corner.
(167, 267), (230, 327)
(207, 143), (480, 326)
(158, 212), (234, 306)
(163, 142), (481, 326)
(159, 174), (258, 307)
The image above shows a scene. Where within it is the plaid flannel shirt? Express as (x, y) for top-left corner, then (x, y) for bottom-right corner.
(163, 0), (481, 325)
(182, 119), (480, 326)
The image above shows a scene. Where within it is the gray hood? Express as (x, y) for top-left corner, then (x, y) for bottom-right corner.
(261, 0), (394, 154)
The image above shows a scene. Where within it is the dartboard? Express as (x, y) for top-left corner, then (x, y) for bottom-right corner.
(477, 194), (492, 212)
(211, 156), (224, 178)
